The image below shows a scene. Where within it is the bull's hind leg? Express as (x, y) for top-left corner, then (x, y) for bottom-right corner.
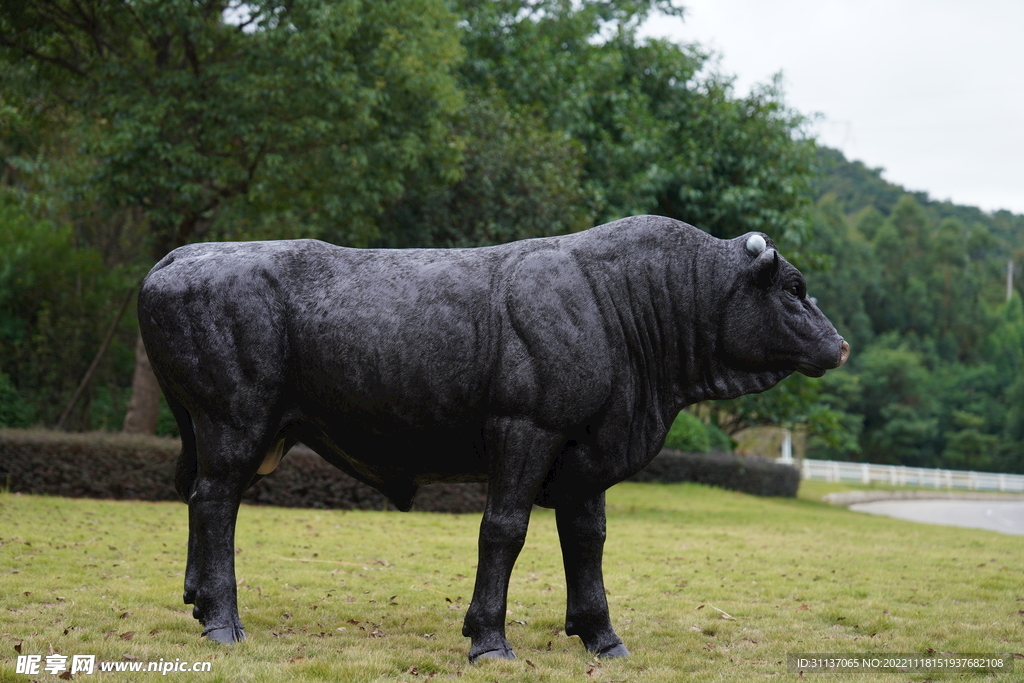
(463, 417), (561, 662)
(556, 491), (629, 657)
(185, 420), (266, 644)
(168, 400), (202, 610)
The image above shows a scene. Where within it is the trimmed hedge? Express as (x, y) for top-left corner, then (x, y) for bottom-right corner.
(0, 429), (181, 501)
(0, 429), (486, 513)
(0, 431), (800, 511)
(629, 449), (800, 497)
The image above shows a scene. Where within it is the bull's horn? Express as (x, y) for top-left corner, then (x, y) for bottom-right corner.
(746, 234), (766, 255)
(751, 247), (779, 287)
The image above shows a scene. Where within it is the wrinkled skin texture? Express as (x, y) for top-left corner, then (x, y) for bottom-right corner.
(138, 215), (847, 661)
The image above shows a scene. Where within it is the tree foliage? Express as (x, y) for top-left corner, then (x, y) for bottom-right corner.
(452, 0), (816, 248)
(375, 89), (593, 248)
(0, 190), (137, 428)
(796, 151), (1024, 472)
(0, 0), (465, 254)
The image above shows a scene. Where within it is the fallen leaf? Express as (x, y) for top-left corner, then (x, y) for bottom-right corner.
(119, 631), (136, 641)
(797, 604), (809, 611)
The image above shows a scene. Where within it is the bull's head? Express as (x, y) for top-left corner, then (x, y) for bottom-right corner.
(719, 233), (849, 380)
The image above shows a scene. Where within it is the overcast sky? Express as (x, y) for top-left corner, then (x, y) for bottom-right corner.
(641, 0), (1024, 215)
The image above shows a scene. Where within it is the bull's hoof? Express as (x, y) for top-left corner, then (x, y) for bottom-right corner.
(596, 642), (630, 658)
(202, 625), (245, 644)
(468, 646), (516, 663)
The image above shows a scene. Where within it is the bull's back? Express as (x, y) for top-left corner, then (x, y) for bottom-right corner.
(283, 243), (509, 430)
(140, 239), (510, 433)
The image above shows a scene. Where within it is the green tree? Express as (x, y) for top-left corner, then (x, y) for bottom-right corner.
(0, 189), (135, 428)
(453, 0), (816, 249)
(711, 373), (859, 455)
(375, 89), (593, 248)
(0, 0), (463, 252)
(983, 297), (1024, 472)
(802, 196), (877, 353)
(663, 410), (711, 453)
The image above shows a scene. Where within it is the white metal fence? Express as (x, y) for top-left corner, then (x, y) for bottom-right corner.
(801, 459), (1024, 493)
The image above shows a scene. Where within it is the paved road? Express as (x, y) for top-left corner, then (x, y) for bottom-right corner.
(850, 500), (1024, 536)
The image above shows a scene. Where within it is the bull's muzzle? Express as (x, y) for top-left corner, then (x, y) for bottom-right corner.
(838, 339), (850, 367)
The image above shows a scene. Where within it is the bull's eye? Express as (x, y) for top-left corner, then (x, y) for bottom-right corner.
(785, 282), (805, 298)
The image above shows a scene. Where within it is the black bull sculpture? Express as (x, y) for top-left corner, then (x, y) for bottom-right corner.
(138, 215), (849, 661)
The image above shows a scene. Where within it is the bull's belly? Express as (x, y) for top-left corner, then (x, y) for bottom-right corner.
(273, 410), (655, 510)
(288, 417), (490, 483)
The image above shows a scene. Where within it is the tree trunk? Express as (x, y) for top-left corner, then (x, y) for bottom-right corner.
(122, 332), (162, 434)
(57, 287), (136, 430)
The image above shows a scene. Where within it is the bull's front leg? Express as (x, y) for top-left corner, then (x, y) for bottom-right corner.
(556, 491), (629, 657)
(463, 505), (531, 661)
(463, 417), (560, 662)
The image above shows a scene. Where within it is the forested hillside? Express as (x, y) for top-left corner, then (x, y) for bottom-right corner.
(1, 0), (1022, 473)
(795, 149), (1024, 472)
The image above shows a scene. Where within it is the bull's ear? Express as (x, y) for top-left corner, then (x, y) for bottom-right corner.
(751, 249), (779, 288)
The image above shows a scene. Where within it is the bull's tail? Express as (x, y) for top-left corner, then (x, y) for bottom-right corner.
(167, 390), (198, 504)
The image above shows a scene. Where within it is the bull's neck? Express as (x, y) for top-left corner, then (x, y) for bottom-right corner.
(581, 230), (721, 417)
(660, 241), (730, 411)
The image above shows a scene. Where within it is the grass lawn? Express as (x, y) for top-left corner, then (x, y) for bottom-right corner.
(1, 481), (1021, 682)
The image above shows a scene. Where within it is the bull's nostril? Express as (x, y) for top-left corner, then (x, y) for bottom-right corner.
(838, 340), (850, 367)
